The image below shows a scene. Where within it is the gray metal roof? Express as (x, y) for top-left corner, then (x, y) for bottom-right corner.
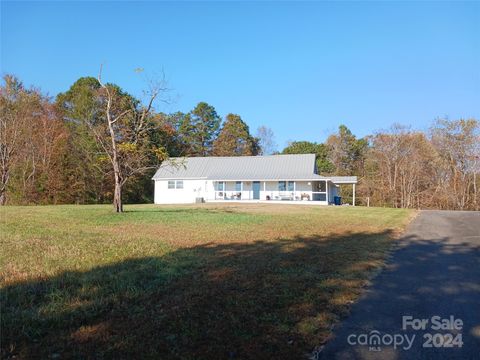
(329, 176), (358, 184)
(152, 154), (357, 183)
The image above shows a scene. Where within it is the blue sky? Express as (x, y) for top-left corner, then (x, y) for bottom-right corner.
(2, 1), (479, 149)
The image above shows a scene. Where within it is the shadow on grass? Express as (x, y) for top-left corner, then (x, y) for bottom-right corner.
(3, 230), (404, 359)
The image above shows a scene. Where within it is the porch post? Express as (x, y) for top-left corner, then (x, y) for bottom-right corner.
(326, 181), (329, 204)
(353, 183), (356, 206)
(263, 181), (266, 200)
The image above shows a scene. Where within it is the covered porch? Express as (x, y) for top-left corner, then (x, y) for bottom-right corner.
(212, 179), (343, 205)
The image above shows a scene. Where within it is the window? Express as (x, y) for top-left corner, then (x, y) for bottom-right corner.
(278, 181), (286, 191)
(313, 193), (327, 201)
(216, 181), (225, 191)
(168, 180), (183, 189)
(288, 181), (295, 191)
(315, 181), (326, 192)
(235, 181), (242, 192)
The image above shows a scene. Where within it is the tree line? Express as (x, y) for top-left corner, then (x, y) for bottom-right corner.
(283, 122), (479, 210)
(0, 74), (262, 210)
(1, 74), (478, 210)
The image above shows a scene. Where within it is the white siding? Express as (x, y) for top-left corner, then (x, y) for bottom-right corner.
(154, 180), (331, 205)
(154, 179), (209, 204)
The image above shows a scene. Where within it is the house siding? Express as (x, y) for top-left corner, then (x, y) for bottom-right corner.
(154, 179), (209, 204)
(154, 180), (330, 204)
(152, 155), (356, 205)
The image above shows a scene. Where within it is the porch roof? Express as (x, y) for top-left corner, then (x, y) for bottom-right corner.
(209, 177), (357, 183)
(329, 176), (358, 184)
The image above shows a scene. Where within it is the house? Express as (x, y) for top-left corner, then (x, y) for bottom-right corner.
(152, 154), (357, 205)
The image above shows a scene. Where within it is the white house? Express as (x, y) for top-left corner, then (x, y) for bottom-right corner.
(152, 154), (357, 205)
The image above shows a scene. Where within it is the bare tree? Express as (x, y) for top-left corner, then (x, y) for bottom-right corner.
(430, 118), (480, 210)
(91, 66), (168, 212)
(366, 125), (438, 209)
(256, 126), (277, 155)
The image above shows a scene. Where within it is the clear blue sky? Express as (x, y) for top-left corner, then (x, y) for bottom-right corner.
(2, 1), (479, 149)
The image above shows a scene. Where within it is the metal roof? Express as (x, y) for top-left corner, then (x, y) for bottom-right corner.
(329, 176), (358, 184)
(152, 154), (357, 183)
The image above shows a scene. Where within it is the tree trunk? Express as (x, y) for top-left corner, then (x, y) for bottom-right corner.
(0, 167), (9, 205)
(110, 137), (123, 213)
(102, 78), (124, 213)
(474, 170), (478, 210)
(113, 172), (123, 213)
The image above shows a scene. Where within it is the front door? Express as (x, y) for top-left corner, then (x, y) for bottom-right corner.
(252, 181), (260, 200)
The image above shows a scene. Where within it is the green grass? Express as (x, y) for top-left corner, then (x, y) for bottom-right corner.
(1, 203), (414, 359)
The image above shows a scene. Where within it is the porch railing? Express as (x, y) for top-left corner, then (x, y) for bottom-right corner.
(213, 190), (328, 202)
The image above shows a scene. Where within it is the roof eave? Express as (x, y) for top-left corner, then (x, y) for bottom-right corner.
(152, 177), (331, 181)
(152, 176), (208, 180)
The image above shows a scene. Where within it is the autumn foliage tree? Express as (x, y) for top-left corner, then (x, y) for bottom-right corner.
(213, 114), (259, 156)
(0, 75), (67, 205)
(1, 73), (478, 211)
(326, 125), (368, 176)
(0, 75), (30, 205)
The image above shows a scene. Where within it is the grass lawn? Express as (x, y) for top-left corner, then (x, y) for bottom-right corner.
(1, 203), (414, 359)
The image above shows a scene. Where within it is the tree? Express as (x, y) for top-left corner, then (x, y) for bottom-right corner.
(365, 125), (438, 208)
(1, 75), (68, 205)
(256, 126), (277, 155)
(0, 75), (28, 204)
(153, 112), (190, 157)
(74, 68), (169, 212)
(120, 111), (188, 204)
(56, 77), (108, 204)
(179, 102), (221, 156)
(326, 125), (367, 176)
(282, 141), (334, 173)
(17, 101), (67, 204)
(213, 114), (259, 156)
(430, 118), (480, 210)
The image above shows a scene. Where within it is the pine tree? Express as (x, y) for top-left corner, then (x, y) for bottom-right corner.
(213, 114), (259, 156)
(179, 102), (221, 156)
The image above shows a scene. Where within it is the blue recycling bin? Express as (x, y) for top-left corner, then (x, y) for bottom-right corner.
(334, 196), (342, 205)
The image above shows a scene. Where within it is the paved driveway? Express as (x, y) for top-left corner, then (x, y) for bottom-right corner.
(320, 210), (480, 360)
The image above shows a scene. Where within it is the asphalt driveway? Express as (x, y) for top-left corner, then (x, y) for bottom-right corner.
(320, 210), (480, 360)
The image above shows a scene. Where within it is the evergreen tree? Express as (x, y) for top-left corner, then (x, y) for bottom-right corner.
(213, 114), (259, 156)
(56, 77), (108, 203)
(179, 102), (221, 156)
(282, 141), (335, 174)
